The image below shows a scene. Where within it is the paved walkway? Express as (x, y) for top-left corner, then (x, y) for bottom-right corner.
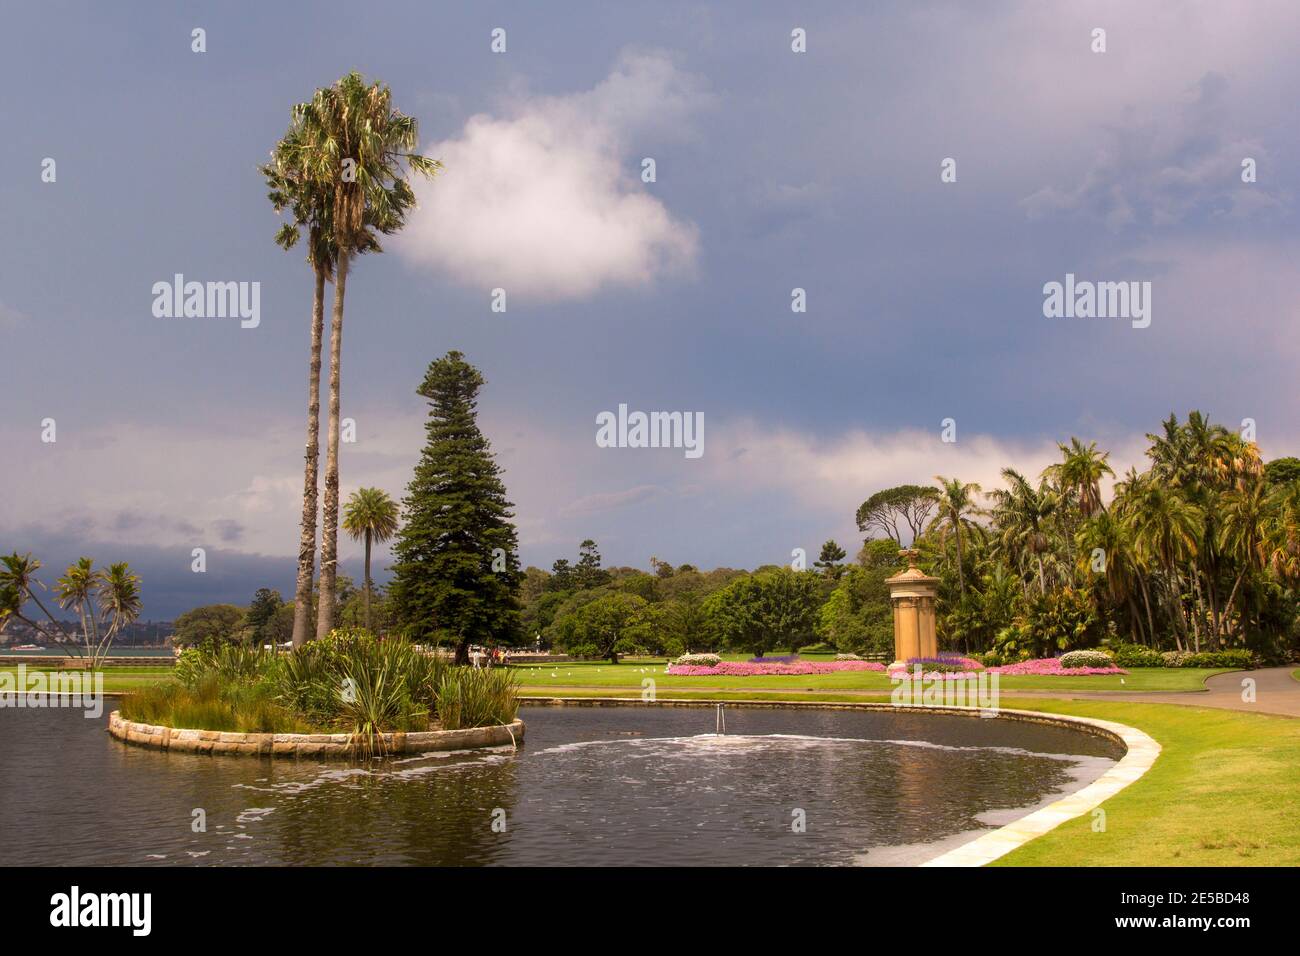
(1022, 666), (1300, 717)
(521, 668), (1300, 718)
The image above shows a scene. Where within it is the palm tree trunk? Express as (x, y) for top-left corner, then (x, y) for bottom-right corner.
(954, 524), (966, 596)
(1126, 593), (1143, 644)
(316, 250), (349, 641)
(292, 267), (326, 648)
(1220, 571), (1246, 643)
(363, 530), (373, 633)
(1138, 574), (1159, 650)
(1188, 560), (1204, 652)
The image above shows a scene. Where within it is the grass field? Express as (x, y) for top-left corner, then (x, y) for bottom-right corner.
(0, 666), (172, 693)
(510, 660), (1229, 694)
(992, 699), (1300, 866)
(1, 660), (1232, 696)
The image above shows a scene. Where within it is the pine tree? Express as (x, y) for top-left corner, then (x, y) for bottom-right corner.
(389, 351), (522, 662)
(814, 540), (848, 579)
(575, 539), (611, 589)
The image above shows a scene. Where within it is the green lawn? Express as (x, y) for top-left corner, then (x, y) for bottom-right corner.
(992, 699), (1300, 866)
(510, 660), (1229, 694)
(0, 660), (1232, 697)
(0, 666), (171, 693)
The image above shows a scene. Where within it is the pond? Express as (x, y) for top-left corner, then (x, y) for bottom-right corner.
(0, 704), (1122, 866)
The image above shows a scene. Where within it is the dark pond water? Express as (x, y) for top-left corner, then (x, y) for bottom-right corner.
(0, 704), (1121, 866)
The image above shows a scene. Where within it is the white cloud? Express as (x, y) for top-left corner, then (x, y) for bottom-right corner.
(397, 51), (706, 299)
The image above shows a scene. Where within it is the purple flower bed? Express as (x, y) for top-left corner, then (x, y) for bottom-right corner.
(750, 655), (799, 664)
(666, 660), (887, 676)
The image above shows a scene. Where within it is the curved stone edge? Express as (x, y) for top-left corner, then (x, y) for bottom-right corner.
(107, 710), (524, 757)
(519, 696), (1159, 867)
(918, 707), (1159, 867)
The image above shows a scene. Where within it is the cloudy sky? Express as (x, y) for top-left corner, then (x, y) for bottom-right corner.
(3, 1), (1297, 617)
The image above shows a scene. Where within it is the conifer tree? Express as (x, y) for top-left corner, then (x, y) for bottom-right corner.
(389, 351), (522, 661)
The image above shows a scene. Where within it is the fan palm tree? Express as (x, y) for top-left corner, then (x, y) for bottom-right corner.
(274, 72), (440, 642)
(1049, 438), (1114, 518)
(929, 476), (982, 597)
(342, 487), (400, 632)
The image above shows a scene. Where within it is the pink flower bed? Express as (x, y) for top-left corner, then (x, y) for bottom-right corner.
(887, 656), (985, 680)
(666, 660), (887, 676)
(989, 657), (1127, 676)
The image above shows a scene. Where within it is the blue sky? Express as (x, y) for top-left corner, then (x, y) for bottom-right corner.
(3, 1), (1298, 617)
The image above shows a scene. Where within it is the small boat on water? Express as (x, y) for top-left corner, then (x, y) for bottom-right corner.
(12, 644), (46, 651)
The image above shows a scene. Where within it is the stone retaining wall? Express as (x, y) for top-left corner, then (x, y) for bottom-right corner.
(107, 710), (523, 757)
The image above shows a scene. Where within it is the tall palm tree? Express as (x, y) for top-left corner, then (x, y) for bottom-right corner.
(1217, 477), (1270, 644)
(1076, 510), (1146, 644)
(55, 558), (100, 658)
(929, 476), (982, 597)
(1264, 481), (1300, 582)
(96, 563), (142, 667)
(264, 128), (337, 648)
(291, 72), (441, 641)
(342, 487), (400, 632)
(1050, 437), (1114, 518)
(1116, 471), (1203, 650)
(988, 468), (1057, 595)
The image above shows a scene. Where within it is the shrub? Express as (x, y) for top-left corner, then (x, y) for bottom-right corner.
(1059, 650), (1114, 669)
(1158, 649), (1252, 668)
(174, 642), (274, 688)
(121, 674), (312, 734)
(673, 653), (721, 667)
(834, 653), (863, 661)
(435, 666), (519, 730)
(1183, 649), (1254, 669)
(271, 629), (442, 734)
(1111, 644), (1164, 668)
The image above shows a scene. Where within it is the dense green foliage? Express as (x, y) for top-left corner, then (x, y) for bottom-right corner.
(515, 411), (1297, 665)
(910, 412), (1299, 662)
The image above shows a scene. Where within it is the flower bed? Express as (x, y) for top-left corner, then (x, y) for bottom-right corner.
(665, 660), (887, 676)
(990, 657), (1127, 676)
(888, 655), (985, 680)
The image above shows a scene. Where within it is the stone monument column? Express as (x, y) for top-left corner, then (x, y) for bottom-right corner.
(885, 549), (940, 667)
